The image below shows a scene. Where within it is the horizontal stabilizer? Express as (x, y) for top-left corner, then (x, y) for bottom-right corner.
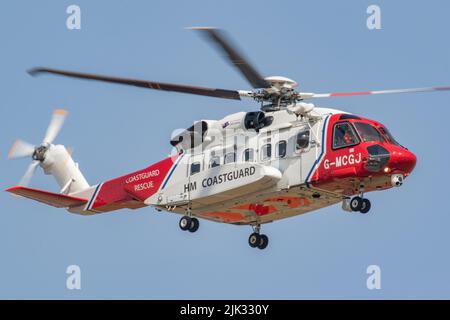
(6, 186), (88, 208)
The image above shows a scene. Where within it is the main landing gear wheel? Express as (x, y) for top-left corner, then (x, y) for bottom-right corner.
(258, 234), (269, 250)
(179, 216), (191, 231)
(248, 232), (269, 249)
(360, 199), (371, 214)
(179, 216), (200, 232)
(188, 217), (200, 233)
(248, 233), (260, 248)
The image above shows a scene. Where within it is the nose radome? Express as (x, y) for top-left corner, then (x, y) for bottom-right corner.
(392, 149), (417, 175)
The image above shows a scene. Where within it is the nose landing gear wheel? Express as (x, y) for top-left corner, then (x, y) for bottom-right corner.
(350, 196), (363, 212)
(360, 199), (371, 214)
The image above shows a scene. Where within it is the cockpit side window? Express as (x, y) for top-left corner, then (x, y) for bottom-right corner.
(333, 122), (359, 149)
(353, 122), (385, 143)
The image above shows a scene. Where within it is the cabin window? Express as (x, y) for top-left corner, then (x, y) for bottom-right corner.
(209, 156), (220, 168)
(261, 144), (272, 161)
(224, 152), (236, 164)
(276, 140), (287, 158)
(353, 122), (385, 143)
(244, 148), (254, 162)
(333, 122), (359, 149)
(190, 162), (201, 175)
(296, 130), (310, 150)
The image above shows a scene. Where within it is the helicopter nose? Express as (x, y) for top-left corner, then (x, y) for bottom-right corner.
(389, 148), (417, 176)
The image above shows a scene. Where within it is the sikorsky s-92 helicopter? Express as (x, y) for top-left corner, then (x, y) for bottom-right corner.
(7, 28), (449, 249)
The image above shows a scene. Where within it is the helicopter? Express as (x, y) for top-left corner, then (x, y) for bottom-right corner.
(6, 27), (449, 249)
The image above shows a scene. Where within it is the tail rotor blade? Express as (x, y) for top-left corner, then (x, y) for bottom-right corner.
(43, 109), (68, 144)
(19, 160), (40, 187)
(8, 140), (35, 159)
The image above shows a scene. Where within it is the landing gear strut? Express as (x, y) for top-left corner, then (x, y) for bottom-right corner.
(248, 225), (269, 250)
(179, 216), (200, 232)
(350, 196), (371, 214)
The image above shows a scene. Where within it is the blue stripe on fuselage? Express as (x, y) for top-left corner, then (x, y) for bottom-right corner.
(161, 154), (184, 190)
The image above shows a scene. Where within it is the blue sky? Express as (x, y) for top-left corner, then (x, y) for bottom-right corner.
(1, 0), (449, 299)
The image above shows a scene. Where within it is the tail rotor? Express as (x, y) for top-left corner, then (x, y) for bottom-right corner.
(7, 109), (68, 187)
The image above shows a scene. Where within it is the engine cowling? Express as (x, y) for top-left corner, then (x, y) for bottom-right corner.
(244, 111), (266, 130)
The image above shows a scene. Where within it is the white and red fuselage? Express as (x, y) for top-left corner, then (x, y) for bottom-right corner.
(16, 107), (414, 226)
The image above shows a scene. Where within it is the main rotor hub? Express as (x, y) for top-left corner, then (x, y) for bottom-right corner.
(254, 76), (301, 111)
(264, 76), (298, 89)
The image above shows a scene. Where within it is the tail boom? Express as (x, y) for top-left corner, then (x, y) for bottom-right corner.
(81, 154), (181, 213)
(6, 151), (182, 215)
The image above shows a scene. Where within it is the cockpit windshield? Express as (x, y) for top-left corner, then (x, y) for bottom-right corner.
(353, 122), (385, 143)
(379, 126), (400, 146)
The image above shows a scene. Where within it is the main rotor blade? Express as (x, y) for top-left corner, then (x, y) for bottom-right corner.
(43, 109), (68, 144)
(19, 160), (40, 187)
(190, 27), (271, 89)
(8, 140), (35, 159)
(310, 86), (450, 99)
(29, 67), (242, 100)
